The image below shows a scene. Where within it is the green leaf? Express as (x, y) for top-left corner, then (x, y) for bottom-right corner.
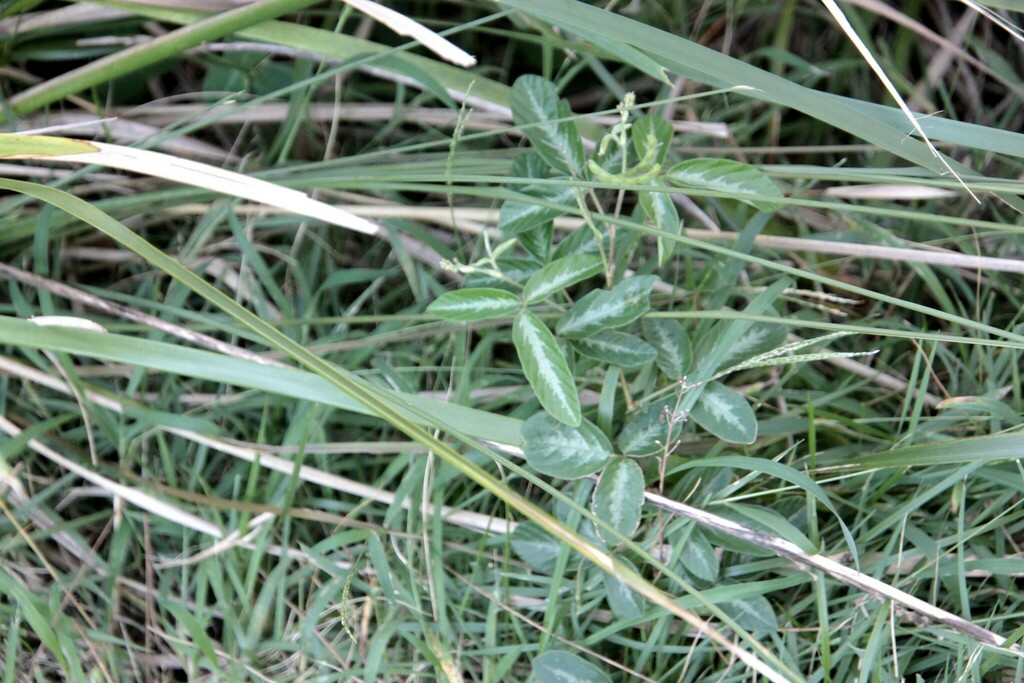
(631, 115), (674, 166)
(641, 318), (692, 379)
(603, 558), (648, 619)
(721, 597), (778, 636)
(533, 651), (612, 683)
(511, 150), (551, 179)
(638, 181), (682, 266)
(511, 75), (585, 174)
(523, 254), (604, 304)
(522, 413), (612, 479)
(426, 288), (522, 322)
(690, 381), (757, 444)
(715, 321), (787, 370)
(513, 311), (581, 426)
(592, 458), (645, 541)
(677, 529), (719, 582)
(510, 521), (562, 573)
(556, 275), (659, 339)
(617, 397), (683, 456)
(498, 182), (577, 235)
(667, 158), (784, 212)
(573, 331), (656, 369)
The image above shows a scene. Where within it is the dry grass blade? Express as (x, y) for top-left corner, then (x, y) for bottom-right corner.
(8, 137), (380, 235)
(818, 0), (979, 201)
(342, 0), (477, 67)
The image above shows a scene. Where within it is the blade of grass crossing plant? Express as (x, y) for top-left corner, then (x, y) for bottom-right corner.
(556, 275), (659, 338)
(513, 310), (581, 426)
(511, 521), (564, 573)
(521, 413), (612, 479)
(522, 254), (604, 304)
(1, 179), (798, 682)
(533, 651), (613, 683)
(511, 75), (585, 175)
(638, 182), (682, 266)
(426, 288), (522, 322)
(498, 182), (577, 235)
(495, 0), (1002, 175)
(678, 529), (720, 582)
(667, 158), (785, 212)
(592, 458), (644, 541)
(721, 597), (779, 637)
(603, 557), (648, 620)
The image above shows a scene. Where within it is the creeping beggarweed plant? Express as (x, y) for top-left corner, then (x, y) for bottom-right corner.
(426, 75), (872, 640)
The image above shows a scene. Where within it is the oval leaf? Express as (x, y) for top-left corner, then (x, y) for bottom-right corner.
(714, 321), (787, 370)
(573, 330), (656, 369)
(638, 182), (682, 266)
(513, 311), (581, 426)
(533, 651), (612, 683)
(522, 412), (611, 479)
(603, 557), (648, 620)
(617, 397), (684, 456)
(721, 597), (778, 636)
(677, 529), (719, 582)
(426, 288), (521, 322)
(523, 254), (604, 304)
(631, 115), (674, 167)
(667, 158), (784, 212)
(511, 75), (585, 174)
(556, 275), (658, 339)
(641, 318), (691, 379)
(510, 521), (563, 573)
(592, 458), (645, 541)
(498, 182), (577, 236)
(690, 381), (757, 444)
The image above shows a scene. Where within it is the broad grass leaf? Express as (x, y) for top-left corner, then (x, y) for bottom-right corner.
(556, 275), (658, 338)
(498, 182), (576, 235)
(602, 558), (648, 619)
(511, 521), (562, 573)
(523, 254), (604, 304)
(513, 311), (581, 426)
(667, 158), (784, 212)
(426, 288), (521, 322)
(642, 318), (691, 379)
(690, 381), (756, 444)
(533, 651), (612, 683)
(511, 75), (585, 174)
(572, 330), (656, 368)
(522, 412), (612, 479)
(592, 458), (644, 540)
(677, 529), (719, 582)
(617, 397), (683, 456)
(721, 597), (778, 636)
(638, 181), (682, 265)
